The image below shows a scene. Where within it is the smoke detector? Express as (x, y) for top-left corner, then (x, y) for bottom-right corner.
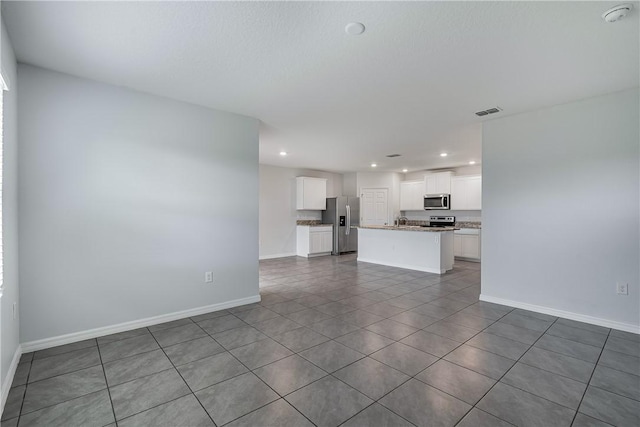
(602, 4), (633, 22)
(345, 22), (366, 36)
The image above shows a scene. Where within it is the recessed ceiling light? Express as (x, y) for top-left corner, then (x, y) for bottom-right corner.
(440, 153), (448, 157)
(279, 151), (287, 156)
(402, 169), (408, 173)
(469, 161), (476, 165)
(345, 22), (366, 36)
(371, 163), (377, 168)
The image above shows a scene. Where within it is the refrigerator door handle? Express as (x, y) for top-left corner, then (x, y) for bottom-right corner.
(346, 205), (350, 235)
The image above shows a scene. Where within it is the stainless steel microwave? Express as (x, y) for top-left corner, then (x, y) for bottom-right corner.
(424, 194), (450, 210)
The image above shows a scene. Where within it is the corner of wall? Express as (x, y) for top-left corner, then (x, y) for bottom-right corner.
(1, 15), (21, 408)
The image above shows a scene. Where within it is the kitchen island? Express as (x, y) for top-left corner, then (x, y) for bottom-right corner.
(357, 226), (454, 274)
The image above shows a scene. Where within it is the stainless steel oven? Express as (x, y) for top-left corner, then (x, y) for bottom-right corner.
(424, 194), (450, 210)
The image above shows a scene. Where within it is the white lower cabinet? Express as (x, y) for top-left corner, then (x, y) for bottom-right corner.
(453, 229), (481, 261)
(297, 226), (333, 257)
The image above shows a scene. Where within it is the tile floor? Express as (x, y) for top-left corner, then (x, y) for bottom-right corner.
(2, 255), (639, 426)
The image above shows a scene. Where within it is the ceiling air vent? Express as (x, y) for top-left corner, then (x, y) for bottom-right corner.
(475, 107), (502, 117)
(386, 154), (401, 158)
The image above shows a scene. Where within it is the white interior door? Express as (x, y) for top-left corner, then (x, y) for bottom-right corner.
(361, 188), (389, 226)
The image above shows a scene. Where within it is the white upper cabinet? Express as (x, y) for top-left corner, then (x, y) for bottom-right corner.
(466, 176), (482, 209)
(400, 180), (425, 211)
(451, 175), (482, 210)
(296, 177), (327, 210)
(424, 171), (452, 194)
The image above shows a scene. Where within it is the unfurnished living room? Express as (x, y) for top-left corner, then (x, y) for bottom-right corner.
(0, 1), (638, 427)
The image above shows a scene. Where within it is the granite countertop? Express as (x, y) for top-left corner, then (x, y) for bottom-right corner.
(403, 220), (481, 229)
(296, 220), (333, 227)
(358, 225), (455, 232)
(298, 219), (479, 230)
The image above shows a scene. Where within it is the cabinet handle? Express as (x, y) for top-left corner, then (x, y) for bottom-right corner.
(346, 205), (351, 235)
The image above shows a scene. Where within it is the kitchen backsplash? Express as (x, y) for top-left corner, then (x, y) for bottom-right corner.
(296, 210), (322, 220)
(404, 210), (481, 223)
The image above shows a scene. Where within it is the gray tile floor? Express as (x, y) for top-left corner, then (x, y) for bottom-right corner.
(2, 255), (639, 426)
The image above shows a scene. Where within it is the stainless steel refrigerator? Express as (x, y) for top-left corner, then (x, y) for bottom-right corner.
(322, 197), (360, 255)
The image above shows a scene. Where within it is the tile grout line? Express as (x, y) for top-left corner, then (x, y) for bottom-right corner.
(191, 315), (320, 427)
(450, 315), (563, 426)
(96, 337), (119, 426)
(223, 332), (347, 425)
(505, 328), (639, 388)
(208, 284), (450, 426)
(586, 384), (640, 404)
(20, 350), (103, 385)
(28, 343), (97, 363)
(332, 375), (416, 427)
(36, 322), (228, 424)
(366, 305), (516, 427)
(320, 288), (496, 426)
(15, 340), (107, 419)
(13, 352), (33, 425)
(146, 321), (218, 427)
(569, 327), (613, 426)
(328, 266), (487, 425)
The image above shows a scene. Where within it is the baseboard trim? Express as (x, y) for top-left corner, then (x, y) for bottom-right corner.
(299, 252), (332, 258)
(1, 345), (22, 418)
(21, 295), (261, 353)
(356, 257), (448, 275)
(454, 256), (481, 263)
(480, 294), (640, 334)
(259, 252), (296, 260)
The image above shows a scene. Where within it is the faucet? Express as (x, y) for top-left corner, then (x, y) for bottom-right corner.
(397, 216), (409, 227)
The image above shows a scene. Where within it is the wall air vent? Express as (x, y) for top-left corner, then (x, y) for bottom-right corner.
(475, 107), (502, 117)
(386, 154), (402, 158)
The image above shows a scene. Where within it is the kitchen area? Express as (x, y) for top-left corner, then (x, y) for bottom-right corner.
(287, 167), (482, 274)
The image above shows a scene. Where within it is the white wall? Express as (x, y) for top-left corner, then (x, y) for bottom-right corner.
(18, 65), (260, 342)
(1, 18), (20, 402)
(259, 164), (342, 259)
(482, 88), (639, 331)
(343, 172), (357, 197)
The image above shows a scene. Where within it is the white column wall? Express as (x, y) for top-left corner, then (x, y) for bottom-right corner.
(481, 88), (639, 332)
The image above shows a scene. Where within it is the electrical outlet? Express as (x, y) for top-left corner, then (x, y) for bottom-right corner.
(13, 302), (17, 320)
(205, 272), (214, 283)
(616, 282), (628, 295)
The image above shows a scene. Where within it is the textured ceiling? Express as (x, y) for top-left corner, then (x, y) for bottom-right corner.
(3, 1), (639, 173)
